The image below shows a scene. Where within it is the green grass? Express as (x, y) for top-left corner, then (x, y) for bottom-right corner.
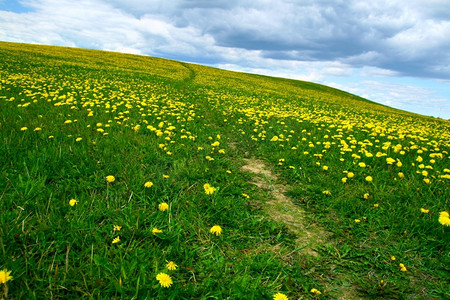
(0, 41), (449, 299)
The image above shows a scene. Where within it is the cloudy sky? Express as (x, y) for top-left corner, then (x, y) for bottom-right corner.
(1, 0), (450, 119)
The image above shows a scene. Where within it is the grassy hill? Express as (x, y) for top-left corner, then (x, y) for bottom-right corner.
(0, 41), (449, 299)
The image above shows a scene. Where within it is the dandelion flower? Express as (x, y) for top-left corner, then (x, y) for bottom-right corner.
(166, 261), (178, 271)
(69, 199), (78, 206)
(358, 162), (366, 168)
(144, 181), (153, 188)
(342, 177), (347, 183)
(113, 225), (122, 232)
(374, 204), (379, 208)
(0, 268), (13, 284)
(322, 190), (331, 195)
(211, 141), (220, 147)
(390, 256), (396, 261)
(152, 228), (163, 234)
(162, 175), (169, 179)
(273, 292), (289, 300)
(310, 288), (322, 295)
(210, 225), (222, 236)
(106, 175), (115, 183)
(420, 208), (429, 214)
(34, 127), (42, 131)
(159, 202), (169, 212)
(399, 263), (407, 272)
(347, 172), (354, 178)
(76, 137), (82, 142)
(386, 157), (395, 165)
(21, 127), (28, 131)
(354, 219), (361, 223)
(203, 183), (216, 195)
(156, 272), (173, 288)
(363, 193), (370, 199)
(365, 176), (373, 182)
(112, 236), (120, 244)
(438, 211), (450, 226)
(398, 172), (404, 178)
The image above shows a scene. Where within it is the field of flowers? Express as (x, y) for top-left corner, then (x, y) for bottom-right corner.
(0, 41), (449, 299)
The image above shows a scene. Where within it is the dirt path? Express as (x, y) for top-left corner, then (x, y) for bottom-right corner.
(241, 158), (359, 299)
(241, 158), (328, 257)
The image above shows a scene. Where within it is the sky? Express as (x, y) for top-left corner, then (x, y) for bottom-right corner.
(1, 0), (450, 119)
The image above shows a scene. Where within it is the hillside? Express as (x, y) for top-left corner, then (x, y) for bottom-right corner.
(1, 41), (449, 299)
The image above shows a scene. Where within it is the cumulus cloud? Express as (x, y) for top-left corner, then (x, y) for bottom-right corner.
(1, 0), (450, 78)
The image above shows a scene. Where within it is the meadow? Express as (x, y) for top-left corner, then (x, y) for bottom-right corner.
(0, 41), (449, 299)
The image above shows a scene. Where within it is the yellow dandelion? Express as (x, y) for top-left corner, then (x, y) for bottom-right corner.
(310, 288), (322, 295)
(398, 172), (405, 178)
(34, 127), (42, 131)
(152, 228), (163, 234)
(322, 190), (331, 195)
(106, 175), (115, 183)
(144, 181), (153, 188)
(386, 157), (395, 165)
(166, 261), (178, 271)
(354, 219), (361, 223)
(113, 225), (122, 232)
(203, 183), (216, 195)
(162, 175), (169, 179)
(342, 177), (347, 183)
(112, 236), (120, 244)
(0, 268), (13, 284)
(156, 272), (173, 288)
(69, 199), (78, 206)
(390, 256), (396, 261)
(420, 208), (429, 214)
(374, 204), (379, 208)
(210, 225), (222, 236)
(347, 172), (354, 178)
(363, 193), (370, 199)
(438, 211), (450, 226)
(211, 141), (220, 147)
(399, 263), (407, 272)
(159, 202), (169, 212)
(21, 126), (28, 131)
(76, 137), (82, 142)
(242, 193), (250, 198)
(365, 176), (373, 182)
(273, 292), (289, 300)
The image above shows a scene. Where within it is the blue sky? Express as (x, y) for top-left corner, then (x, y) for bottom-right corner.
(1, 0), (449, 119)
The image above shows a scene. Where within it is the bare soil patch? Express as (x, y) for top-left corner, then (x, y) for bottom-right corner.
(241, 158), (328, 256)
(242, 158), (360, 299)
